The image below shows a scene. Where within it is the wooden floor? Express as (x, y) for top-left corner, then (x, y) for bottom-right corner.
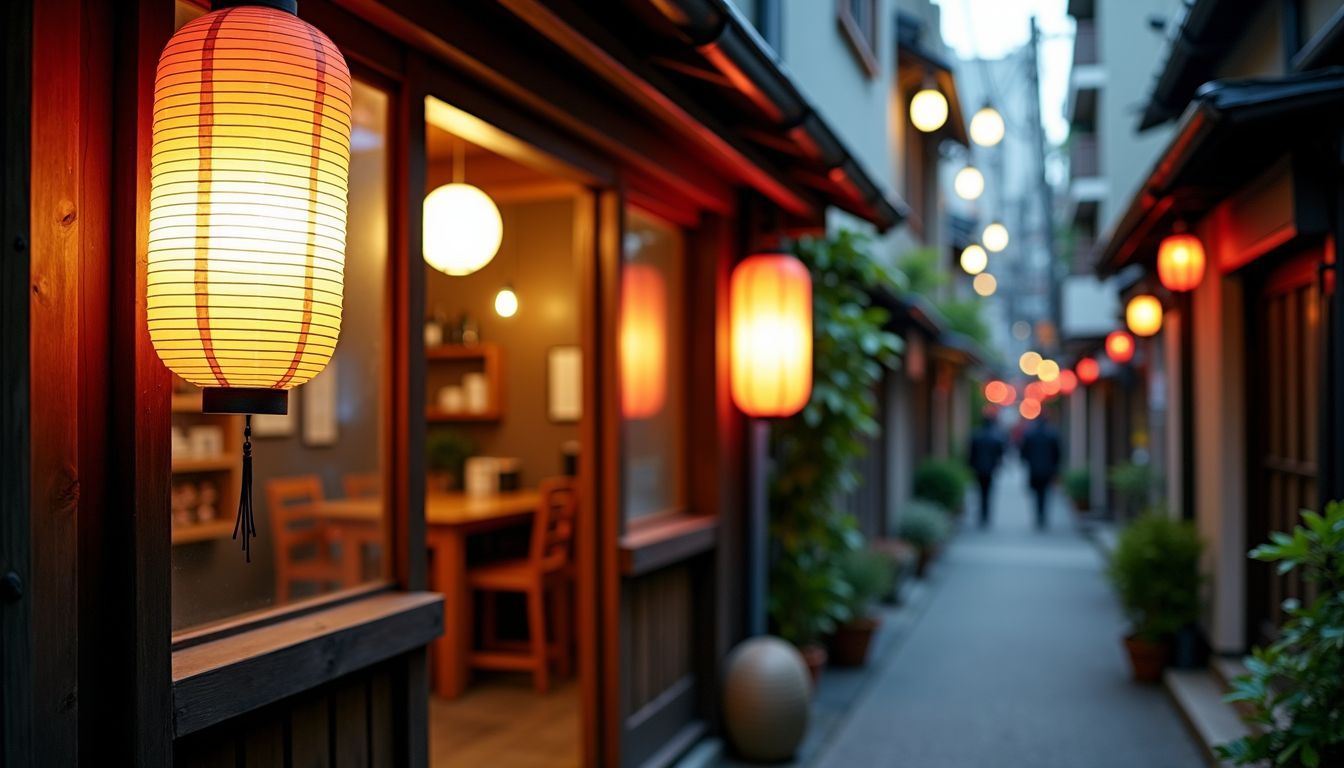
(430, 676), (580, 768)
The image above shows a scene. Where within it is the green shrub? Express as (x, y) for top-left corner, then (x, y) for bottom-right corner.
(836, 548), (897, 619)
(1106, 512), (1202, 643)
(1217, 501), (1344, 767)
(897, 500), (951, 551)
(1108, 462), (1155, 507)
(914, 458), (971, 515)
(1064, 467), (1091, 507)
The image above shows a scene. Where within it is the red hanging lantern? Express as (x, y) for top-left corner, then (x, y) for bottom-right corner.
(1075, 357), (1100, 385)
(1105, 330), (1135, 364)
(984, 380), (1009, 404)
(619, 263), (667, 419)
(730, 253), (812, 418)
(1058, 369), (1078, 395)
(1157, 232), (1206, 293)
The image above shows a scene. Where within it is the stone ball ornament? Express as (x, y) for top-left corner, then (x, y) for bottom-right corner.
(721, 636), (811, 762)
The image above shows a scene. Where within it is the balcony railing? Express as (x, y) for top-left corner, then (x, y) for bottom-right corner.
(1073, 20), (1098, 66)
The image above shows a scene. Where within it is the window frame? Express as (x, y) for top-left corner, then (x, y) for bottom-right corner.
(838, 0), (881, 79)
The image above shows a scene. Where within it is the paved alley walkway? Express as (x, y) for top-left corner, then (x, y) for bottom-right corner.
(812, 460), (1206, 768)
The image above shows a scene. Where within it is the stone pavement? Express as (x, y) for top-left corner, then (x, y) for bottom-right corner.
(810, 460), (1206, 768)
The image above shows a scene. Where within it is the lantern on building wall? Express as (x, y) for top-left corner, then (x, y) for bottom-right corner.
(730, 253), (813, 418)
(1105, 330), (1135, 364)
(1125, 295), (1164, 337)
(1058, 369), (1078, 395)
(1157, 232), (1206, 292)
(149, 1), (352, 559)
(909, 86), (949, 133)
(619, 263), (667, 419)
(1075, 357), (1100, 385)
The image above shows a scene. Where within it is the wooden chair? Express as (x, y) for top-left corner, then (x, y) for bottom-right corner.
(466, 477), (577, 693)
(265, 475), (343, 603)
(342, 472), (381, 499)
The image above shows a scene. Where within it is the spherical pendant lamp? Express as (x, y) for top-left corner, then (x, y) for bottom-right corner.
(149, 0), (352, 560)
(1157, 232), (1206, 292)
(423, 183), (502, 276)
(730, 253), (812, 418)
(1105, 330), (1135, 364)
(969, 105), (1005, 147)
(1125, 295), (1163, 337)
(982, 222), (1010, 252)
(959, 244), (988, 275)
(972, 273), (997, 297)
(619, 263), (667, 419)
(909, 87), (949, 133)
(494, 286), (518, 318)
(954, 166), (985, 200)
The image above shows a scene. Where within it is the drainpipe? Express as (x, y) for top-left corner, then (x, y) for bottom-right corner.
(1324, 137), (1344, 507)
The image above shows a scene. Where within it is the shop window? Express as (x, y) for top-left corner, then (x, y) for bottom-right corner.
(621, 209), (687, 520)
(168, 5), (393, 631)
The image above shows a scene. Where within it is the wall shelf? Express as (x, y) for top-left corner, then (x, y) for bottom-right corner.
(425, 343), (504, 422)
(172, 456), (236, 473)
(171, 519), (236, 545)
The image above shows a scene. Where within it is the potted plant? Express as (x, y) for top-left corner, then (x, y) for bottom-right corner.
(1106, 511), (1202, 682)
(1108, 461), (1155, 519)
(768, 231), (904, 687)
(830, 548), (897, 666)
(913, 458), (971, 517)
(897, 500), (950, 578)
(1217, 501), (1344, 767)
(1064, 467), (1091, 512)
(426, 429), (473, 492)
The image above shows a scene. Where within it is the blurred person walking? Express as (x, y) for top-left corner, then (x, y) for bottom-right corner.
(1020, 413), (1062, 530)
(968, 411), (1006, 528)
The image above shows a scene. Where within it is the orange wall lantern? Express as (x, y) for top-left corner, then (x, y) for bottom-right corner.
(148, 0), (352, 559)
(984, 380), (1009, 404)
(1157, 232), (1206, 292)
(730, 253), (813, 418)
(1019, 398), (1041, 420)
(1058, 369), (1078, 395)
(1105, 330), (1135, 364)
(1075, 357), (1100, 384)
(1125, 294), (1164, 337)
(619, 263), (667, 419)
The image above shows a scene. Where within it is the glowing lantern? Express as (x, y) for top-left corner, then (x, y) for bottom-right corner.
(910, 87), (949, 133)
(1059, 369), (1078, 395)
(730, 253), (812, 418)
(1036, 359), (1060, 382)
(1041, 377), (1061, 397)
(1019, 351), (1042, 376)
(983, 222), (1010, 252)
(960, 244), (988, 275)
(954, 166), (985, 200)
(494, 286), (518, 318)
(1000, 384), (1017, 406)
(1024, 381), (1045, 401)
(1126, 295), (1163, 337)
(1106, 330), (1135, 364)
(973, 273), (997, 297)
(1157, 232), (1206, 292)
(969, 105), (1005, 147)
(423, 183), (502, 275)
(1019, 398), (1041, 420)
(619, 264), (666, 419)
(149, 2), (352, 560)
(984, 380), (1009, 404)
(1075, 357), (1100, 384)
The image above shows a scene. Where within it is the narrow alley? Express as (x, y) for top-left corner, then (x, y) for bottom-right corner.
(812, 460), (1206, 768)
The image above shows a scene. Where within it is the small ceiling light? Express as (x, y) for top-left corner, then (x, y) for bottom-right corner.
(1019, 351), (1042, 376)
(972, 272), (997, 297)
(1126, 295), (1163, 337)
(910, 86), (949, 133)
(494, 286), (518, 318)
(1037, 359), (1060, 382)
(960, 244), (988, 275)
(969, 105), (1006, 147)
(983, 222), (1010, 252)
(954, 166), (985, 200)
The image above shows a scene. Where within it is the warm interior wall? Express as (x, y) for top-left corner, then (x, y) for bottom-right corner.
(423, 196), (581, 489)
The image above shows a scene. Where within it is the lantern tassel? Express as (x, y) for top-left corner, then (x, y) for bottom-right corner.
(233, 414), (257, 562)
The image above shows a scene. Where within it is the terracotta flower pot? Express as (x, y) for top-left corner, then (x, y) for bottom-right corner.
(831, 615), (881, 667)
(1123, 634), (1168, 683)
(799, 644), (827, 688)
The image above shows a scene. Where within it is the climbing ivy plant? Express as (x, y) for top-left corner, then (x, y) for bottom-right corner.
(768, 230), (904, 647)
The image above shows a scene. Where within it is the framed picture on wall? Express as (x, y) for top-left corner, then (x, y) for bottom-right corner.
(548, 346), (582, 423)
(252, 406), (296, 438)
(303, 359), (339, 447)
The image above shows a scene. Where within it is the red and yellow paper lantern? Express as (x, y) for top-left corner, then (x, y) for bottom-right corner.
(1125, 295), (1164, 337)
(730, 253), (812, 418)
(1157, 233), (1206, 293)
(619, 263), (667, 419)
(1058, 369), (1078, 395)
(1075, 357), (1100, 385)
(1105, 330), (1135, 364)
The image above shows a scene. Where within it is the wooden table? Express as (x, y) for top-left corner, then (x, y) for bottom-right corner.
(313, 489), (542, 699)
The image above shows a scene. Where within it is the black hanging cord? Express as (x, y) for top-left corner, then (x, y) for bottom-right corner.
(233, 414), (257, 562)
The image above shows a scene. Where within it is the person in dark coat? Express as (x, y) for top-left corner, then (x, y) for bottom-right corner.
(1020, 414), (1063, 529)
(968, 412), (1006, 528)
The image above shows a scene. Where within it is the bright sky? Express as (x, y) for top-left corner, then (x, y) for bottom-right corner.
(932, 0), (1074, 145)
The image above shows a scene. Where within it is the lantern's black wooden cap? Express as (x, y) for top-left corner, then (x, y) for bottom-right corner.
(212, 0), (298, 14)
(203, 387), (289, 415)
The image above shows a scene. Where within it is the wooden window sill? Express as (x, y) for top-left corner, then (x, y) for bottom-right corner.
(619, 514), (718, 576)
(171, 591), (443, 737)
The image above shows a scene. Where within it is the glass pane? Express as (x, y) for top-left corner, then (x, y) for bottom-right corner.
(170, 70), (392, 633)
(620, 209), (686, 520)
